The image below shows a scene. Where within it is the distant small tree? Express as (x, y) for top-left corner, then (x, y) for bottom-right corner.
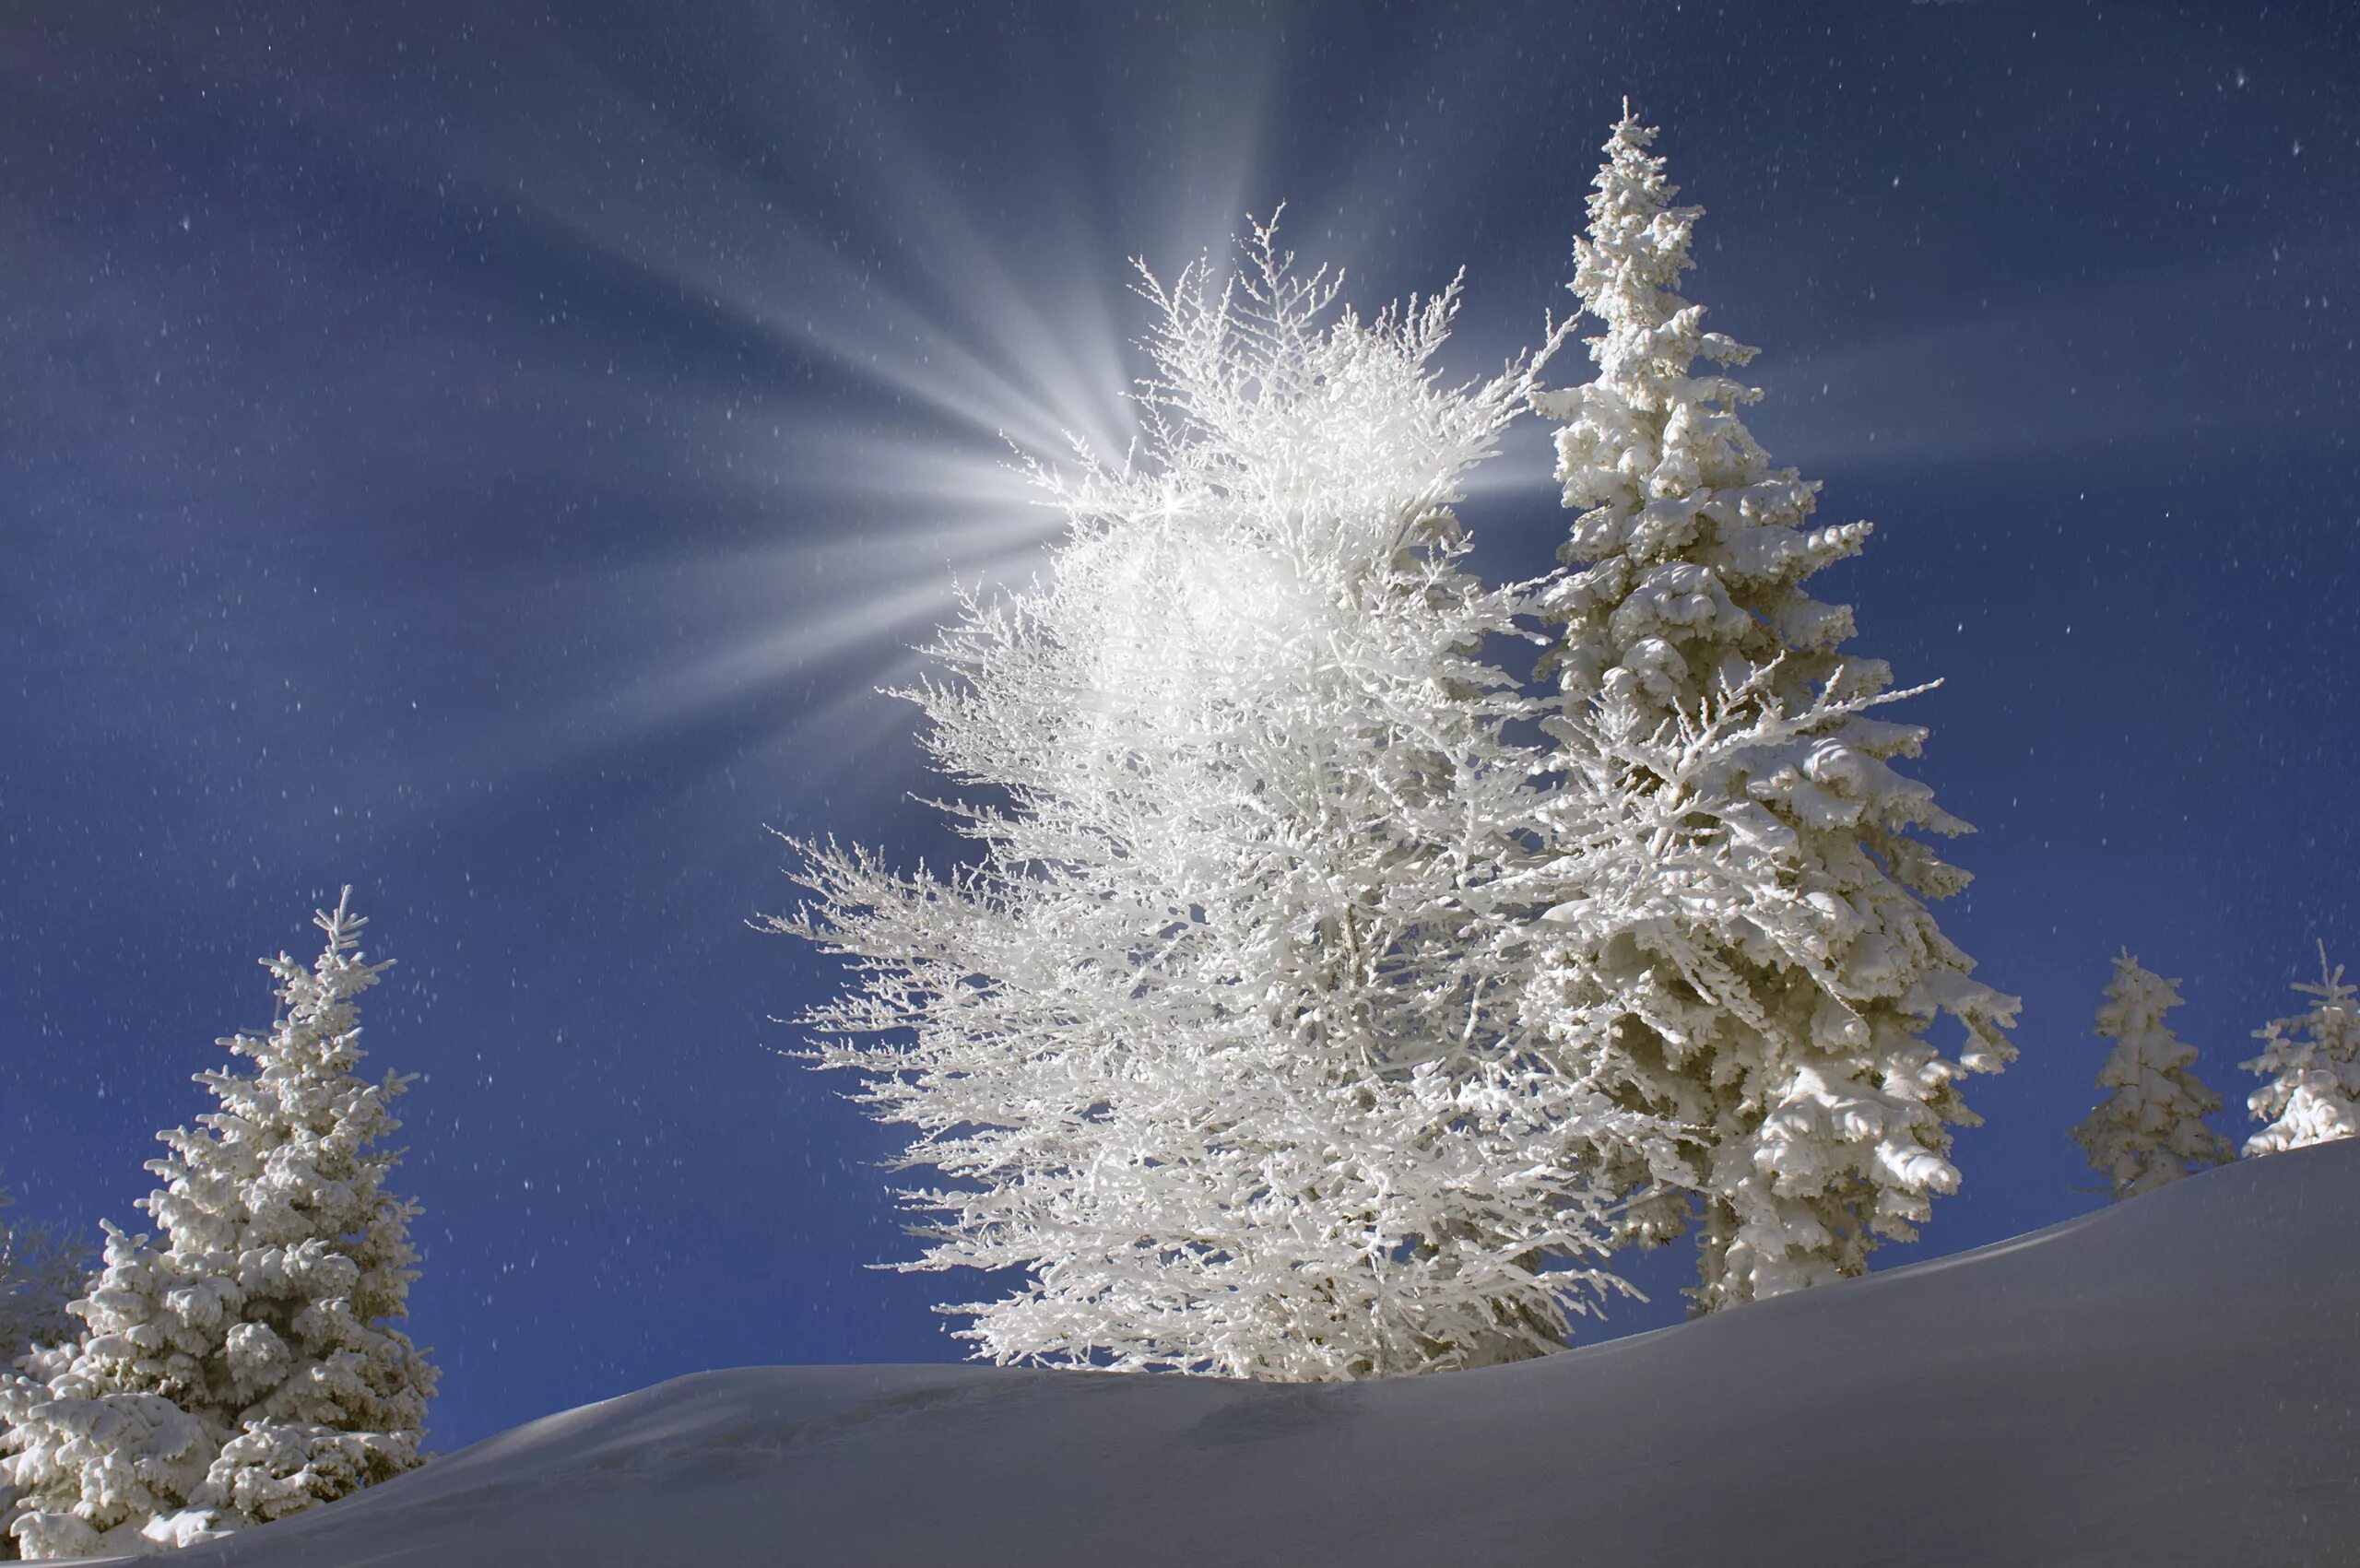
(2070, 953), (2232, 1200)
(1525, 109), (2019, 1313)
(2244, 944), (2360, 1157)
(1, 891), (435, 1559)
(0, 1185), (88, 1368)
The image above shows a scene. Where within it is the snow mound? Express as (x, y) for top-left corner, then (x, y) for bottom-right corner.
(137, 1143), (2359, 1566)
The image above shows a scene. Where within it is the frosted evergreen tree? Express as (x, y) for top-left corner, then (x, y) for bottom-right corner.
(2243, 944), (2360, 1156)
(0, 1186), (88, 1368)
(773, 223), (1670, 1379)
(2070, 953), (2232, 1200)
(1, 891), (434, 1559)
(0, 1270), (221, 1560)
(1525, 111), (2019, 1312)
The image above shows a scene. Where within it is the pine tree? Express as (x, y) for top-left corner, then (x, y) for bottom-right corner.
(2070, 953), (2232, 1199)
(2243, 944), (2360, 1156)
(0, 1185), (87, 1368)
(772, 224), (1665, 1379)
(1525, 110), (2019, 1312)
(1, 891), (435, 1558)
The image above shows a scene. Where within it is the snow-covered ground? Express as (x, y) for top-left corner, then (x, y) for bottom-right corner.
(139, 1142), (2355, 1566)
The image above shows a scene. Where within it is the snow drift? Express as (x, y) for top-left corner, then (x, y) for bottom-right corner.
(139, 1142), (2356, 1566)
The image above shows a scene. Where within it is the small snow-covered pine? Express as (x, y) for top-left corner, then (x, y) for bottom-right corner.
(0, 1185), (88, 1368)
(2243, 944), (2360, 1156)
(1525, 111), (2019, 1312)
(0, 891), (434, 1559)
(774, 222), (1663, 1379)
(2070, 954), (2232, 1200)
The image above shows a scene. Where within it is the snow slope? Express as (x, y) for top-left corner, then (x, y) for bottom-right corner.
(143, 1142), (2356, 1567)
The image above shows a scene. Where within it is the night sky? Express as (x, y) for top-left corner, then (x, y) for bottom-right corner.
(5, 1), (2355, 1453)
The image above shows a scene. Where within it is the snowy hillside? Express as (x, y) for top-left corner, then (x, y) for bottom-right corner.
(143, 1143), (2355, 1567)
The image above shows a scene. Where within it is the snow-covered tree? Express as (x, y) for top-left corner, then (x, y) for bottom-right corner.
(772, 223), (1671, 1380)
(0, 1186), (88, 1368)
(1524, 111), (2019, 1312)
(2070, 953), (2232, 1200)
(2243, 944), (2360, 1157)
(1, 891), (435, 1559)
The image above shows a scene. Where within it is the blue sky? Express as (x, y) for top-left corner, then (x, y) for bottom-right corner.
(4, 0), (2354, 1451)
